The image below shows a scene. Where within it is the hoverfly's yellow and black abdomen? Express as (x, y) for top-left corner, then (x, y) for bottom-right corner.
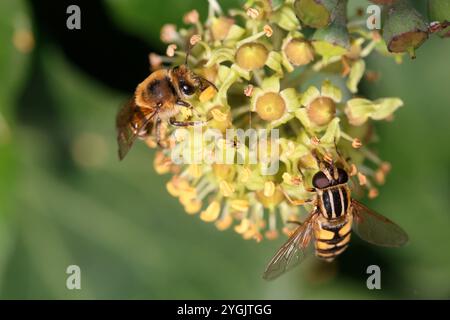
(314, 215), (353, 261)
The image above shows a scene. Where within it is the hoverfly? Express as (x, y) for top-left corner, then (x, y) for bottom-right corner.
(263, 152), (409, 280)
(116, 54), (216, 160)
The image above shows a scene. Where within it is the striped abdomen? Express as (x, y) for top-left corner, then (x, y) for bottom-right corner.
(314, 184), (352, 261)
(314, 214), (353, 261)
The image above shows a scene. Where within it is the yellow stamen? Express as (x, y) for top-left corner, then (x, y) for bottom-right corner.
(215, 215), (233, 231)
(190, 34), (201, 46)
(200, 201), (221, 222)
(219, 180), (235, 197)
(183, 10), (199, 24)
(357, 172), (367, 186)
(166, 44), (177, 57)
(352, 138), (363, 149)
(230, 199), (249, 212)
(246, 7), (259, 19)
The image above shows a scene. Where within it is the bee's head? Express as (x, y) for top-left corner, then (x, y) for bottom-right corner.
(312, 167), (348, 189)
(170, 65), (201, 98)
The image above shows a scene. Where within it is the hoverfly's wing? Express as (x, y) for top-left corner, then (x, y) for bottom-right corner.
(262, 213), (316, 281)
(351, 199), (409, 247)
(116, 98), (155, 161)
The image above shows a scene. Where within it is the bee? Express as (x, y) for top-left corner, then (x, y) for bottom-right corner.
(263, 152), (409, 280)
(116, 63), (216, 160)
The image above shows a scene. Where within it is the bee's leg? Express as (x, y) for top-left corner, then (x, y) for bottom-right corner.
(176, 100), (191, 108)
(155, 117), (165, 148)
(169, 117), (206, 127)
(281, 187), (313, 206)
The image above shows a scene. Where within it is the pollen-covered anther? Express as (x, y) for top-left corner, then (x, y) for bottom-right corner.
(183, 9), (199, 24)
(148, 53), (163, 71)
(244, 85), (254, 97)
(357, 172), (367, 186)
(352, 138), (363, 149)
(215, 215), (233, 231)
(246, 7), (259, 19)
(166, 44), (177, 57)
(230, 199), (249, 212)
(263, 25), (273, 37)
(368, 188), (379, 199)
(190, 34), (201, 46)
(255, 92), (286, 121)
(310, 136), (320, 146)
(219, 180), (235, 197)
(160, 24), (177, 43)
(200, 201), (221, 222)
(184, 199), (202, 214)
(153, 151), (172, 174)
(380, 161), (392, 173)
(234, 218), (251, 234)
(375, 169), (386, 185)
(349, 164), (358, 176)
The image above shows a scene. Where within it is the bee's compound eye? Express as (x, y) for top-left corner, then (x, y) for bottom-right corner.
(180, 82), (196, 96)
(337, 168), (348, 184)
(312, 171), (331, 189)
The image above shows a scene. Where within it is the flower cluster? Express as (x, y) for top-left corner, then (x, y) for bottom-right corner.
(148, 0), (404, 241)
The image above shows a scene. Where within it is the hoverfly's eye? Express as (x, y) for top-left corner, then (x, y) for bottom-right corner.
(312, 171), (331, 189)
(337, 168), (349, 184)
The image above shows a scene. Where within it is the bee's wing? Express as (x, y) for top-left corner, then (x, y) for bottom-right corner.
(262, 213), (316, 281)
(116, 98), (155, 161)
(351, 199), (409, 247)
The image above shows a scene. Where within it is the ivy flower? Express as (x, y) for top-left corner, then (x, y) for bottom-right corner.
(296, 80), (342, 128)
(250, 76), (299, 128)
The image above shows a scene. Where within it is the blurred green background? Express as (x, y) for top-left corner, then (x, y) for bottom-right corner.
(0, 0), (449, 299)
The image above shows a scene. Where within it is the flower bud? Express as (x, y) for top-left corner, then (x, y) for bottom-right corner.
(211, 17), (235, 41)
(255, 92), (286, 121)
(307, 97), (336, 126)
(235, 42), (268, 71)
(293, 0), (338, 28)
(284, 39), (315, 66)
(382, 0), (428, 58)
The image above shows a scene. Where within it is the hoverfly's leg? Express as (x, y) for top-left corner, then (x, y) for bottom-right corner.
(169, 117), (206, 127)
(176, 100), (191, 108)
(286, 220), (303, 226)
(281, 187), (313, 206)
